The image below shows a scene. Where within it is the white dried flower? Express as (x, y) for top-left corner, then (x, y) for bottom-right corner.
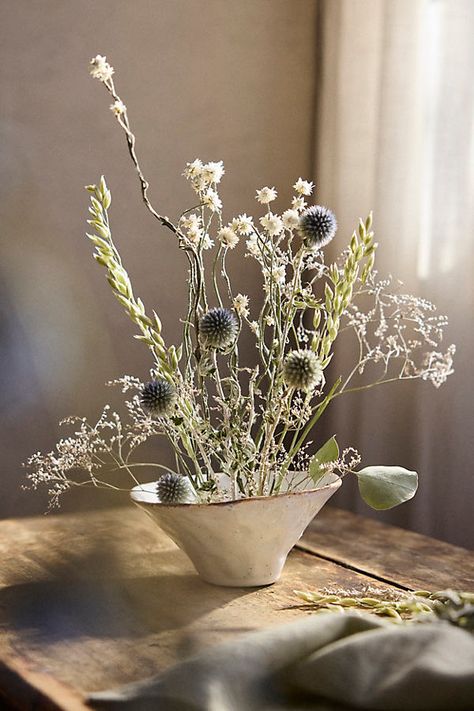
(218, 226), (239, 249)
(271, 264), (286, 284)
(203, 188), (222, 212)
(292, 196), (307, 211)
(181, 213), (202, 232)
(231, 214), (254, 236)
(246, 235), (261, 257)
(233, 293), (249, 318)
(249, 321), (260, 336)
(293, 178), (314, 196)
(183, 159), (204, 180)
(202, 233), (214, 250)
(90, 55), (114, 82)
(110, 99), (126, 116)
(203, 161), (225, 184)
(181, 213), (203, 245)
(260, 212), (284, 236)
(256, 186), (277, 204)
(282, 209), (300, 230)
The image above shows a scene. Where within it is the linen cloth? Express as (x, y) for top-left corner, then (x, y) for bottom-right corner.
(89, 612), (474, 710)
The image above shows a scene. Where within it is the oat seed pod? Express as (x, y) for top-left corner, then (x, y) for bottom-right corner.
(199, 307), (238, 349)
(299, 206), (337, 250)
(140, 379), (176, 415)
(283, 350), (323, 391)
(156, 473), (197, 504)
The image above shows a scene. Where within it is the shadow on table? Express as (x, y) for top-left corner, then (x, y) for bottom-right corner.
(0, 547), (253, 644)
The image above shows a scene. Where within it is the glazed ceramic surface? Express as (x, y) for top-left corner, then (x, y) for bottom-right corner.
(131, 473), (341, 587)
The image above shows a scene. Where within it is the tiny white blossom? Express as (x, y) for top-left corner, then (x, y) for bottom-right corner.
(249, 321), (260, 337)
(181, 213), (202, 232)
(183, 159), (204, 180)
(181, 213), (203, 245)
(202, 188), (222, 212)
(292, 196), (307, 211)
(202, 234), (214, 250)
(282, 209), (300, 230)
(218, 226), (239, 249)
(203, 161), (225, 184)
(246, 235), (261, 257)
(293, 178), (314, 196)
(231, 214), (254, 236)
(272, 265), (286, 284)
(110, 99), (126, 117)
(233, 293), (249, 318)
(90, 55), (114, 82)
(265, 315), (275, 326)
(256, 186), (277, 204)
(260, 212), (284, 236)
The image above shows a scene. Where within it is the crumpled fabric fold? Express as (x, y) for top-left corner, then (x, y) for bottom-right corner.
(89, 613), (474, 711)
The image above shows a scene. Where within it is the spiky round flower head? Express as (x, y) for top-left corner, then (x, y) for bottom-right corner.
(283, 350), (324, 391)
(299, 206), (337, 250)
(156, 473), (196, 504)
(199, 307), (238, 349)
(140, 379), (176, 416)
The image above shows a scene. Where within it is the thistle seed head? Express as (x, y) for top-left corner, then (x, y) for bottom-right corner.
(199, 307), (238, 349)
(299, 206), (337, 250)
(156, 473), (196, 504)
(140, 379), (176, 416)
(283, 350), (323, 391)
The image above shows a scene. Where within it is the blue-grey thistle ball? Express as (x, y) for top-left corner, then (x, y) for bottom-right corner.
(299, 206), (337, 250)
(140, 379), (176, 416)
(283, 350), (323, 391)
(156, 473), (196, 504)
(199, 307), (238, 348)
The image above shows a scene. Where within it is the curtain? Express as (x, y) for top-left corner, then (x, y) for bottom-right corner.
(315, 0), (474, 547)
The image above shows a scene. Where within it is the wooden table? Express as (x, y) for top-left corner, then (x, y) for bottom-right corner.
(0, 506), (472, 710)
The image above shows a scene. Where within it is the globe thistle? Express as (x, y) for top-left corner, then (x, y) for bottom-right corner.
(283, 350), (323, 391)
(199, 307), (238, 349)
(140, 379), (176, 416)
(299, 205), (337, 250)
(156, 473), (197, 504)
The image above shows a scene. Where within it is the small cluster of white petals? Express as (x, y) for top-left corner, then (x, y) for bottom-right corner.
(256, 186), (277, 204)
(293, 178), (314, 196)
(202, 187), (222, 213)
(180, 213), (206, 247)
(110, 99), (126, 116)
(90, 55), (114, 82)
(260, 212), (283, 236)
(282, 208), (300, 230)
(231, 214), (254, 236)
(218, 226), (239, 249)
(233, 293), (250, 318)
(183, 159), (225, 202)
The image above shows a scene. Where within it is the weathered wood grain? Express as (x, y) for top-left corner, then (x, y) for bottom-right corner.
(300, 506), (473, 591)
(0, 505), (471, 709)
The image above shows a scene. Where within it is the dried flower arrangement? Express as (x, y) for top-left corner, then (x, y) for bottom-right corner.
(25, 55), (455, 510)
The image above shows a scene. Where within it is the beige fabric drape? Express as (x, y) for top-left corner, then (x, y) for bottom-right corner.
(316, 0), (474, 547)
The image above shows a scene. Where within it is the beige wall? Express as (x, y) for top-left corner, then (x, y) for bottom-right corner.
(0, 0), (318, 514)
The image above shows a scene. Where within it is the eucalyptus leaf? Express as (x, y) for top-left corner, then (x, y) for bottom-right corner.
(355, 466), (418, 510)
(309, 436), (339, 485)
